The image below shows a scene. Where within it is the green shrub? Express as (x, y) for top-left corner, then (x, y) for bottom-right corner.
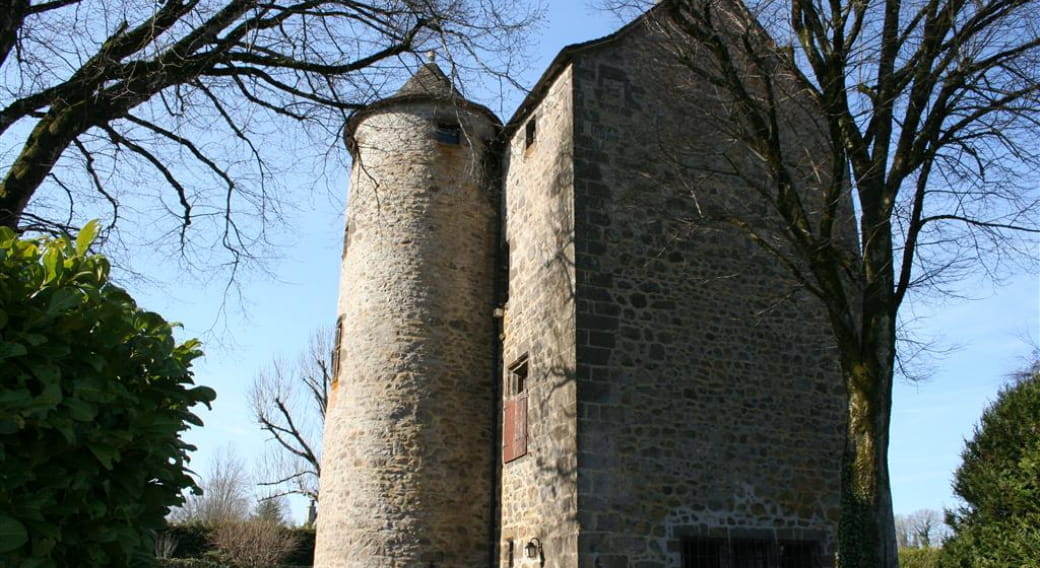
(281, 526), (315, 566)
(941, 365), (1040, 568)
(899, 547), (941, 568)
(0, 222), (215, 567)
(161, 523), (213, 559)
(160, 523), (314, 566)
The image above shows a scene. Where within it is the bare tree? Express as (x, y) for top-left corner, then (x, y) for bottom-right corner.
(894, 513), (913, 549)
(895, 509), (949, 548)
(169, 446), (252, 525)
(250, 326), (333, 506)
(210, 516), (300, 568)
(1, 0), (538, 273)
(597, 0), (1040, 566)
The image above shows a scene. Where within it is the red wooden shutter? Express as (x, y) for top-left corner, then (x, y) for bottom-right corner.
(514, 394), (527, 459)
(503, 398), (516, 463)
(503, 395), (528, 463)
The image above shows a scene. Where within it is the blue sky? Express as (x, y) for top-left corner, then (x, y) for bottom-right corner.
(125, 2), (1038, 525)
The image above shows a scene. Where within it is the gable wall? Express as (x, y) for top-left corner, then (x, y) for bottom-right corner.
(568, 17), (846, 568)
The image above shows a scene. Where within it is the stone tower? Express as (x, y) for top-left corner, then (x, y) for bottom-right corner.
(314, 63), (501, 568)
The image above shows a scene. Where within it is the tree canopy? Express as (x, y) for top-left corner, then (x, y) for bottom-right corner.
(0, 0), (537, 274)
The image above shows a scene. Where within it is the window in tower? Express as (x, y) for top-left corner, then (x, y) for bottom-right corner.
(435, 122), (462, 145)
(525, 117), (537, 148)
(331, 315), (344, 385)
(503, 354), (529, 463)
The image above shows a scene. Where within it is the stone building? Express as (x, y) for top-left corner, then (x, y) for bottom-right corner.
(315, 2), (848, 568)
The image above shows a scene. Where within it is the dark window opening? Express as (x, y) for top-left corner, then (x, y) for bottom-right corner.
(503, 355), (529, 463)
(683, 539), (724, 568)
(512, 357), (527, 394)
(524, 118), (537, 148)
(435, 122), (462, 145)
(682, 538), (818, 568)
(500, 241), (511, 304)
(732, 541), (770, 568)
(332, 315), (345, 384)
(778, 542), (815, 568)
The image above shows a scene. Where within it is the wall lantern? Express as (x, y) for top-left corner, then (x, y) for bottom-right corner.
(525, 538), (543, 563)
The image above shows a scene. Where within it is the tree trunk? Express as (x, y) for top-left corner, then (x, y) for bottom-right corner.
(0, 104), (86, 229)
(837, 351), (898, 567)
(0, 0), (28, 70)
(830, 198), (900, 568)
(830, 143), (901, 566)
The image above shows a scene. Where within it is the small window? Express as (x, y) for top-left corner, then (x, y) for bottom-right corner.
(512, 358), (527, 394)
(682, 539), (723, 568)
(524, 118), (537, 148)
(682, 538), (817, 568)
(331, 315), (344, 385)
(503, 355), (529, 463)
(499, 241), (511, 304)
(435, 122), (461, 145)
(778, 542), (815, 568)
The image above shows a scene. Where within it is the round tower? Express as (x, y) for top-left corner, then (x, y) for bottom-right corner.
(315, 63), (501, 568)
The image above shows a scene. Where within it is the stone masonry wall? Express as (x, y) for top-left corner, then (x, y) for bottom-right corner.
(316, 101), (498, 568)
(499, 67), (580, 568)
(569, 20), (846, 568)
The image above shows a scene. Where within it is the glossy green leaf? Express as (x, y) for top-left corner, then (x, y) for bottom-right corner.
(75, 220), (99, 257)
(41, 247), (62, 283)
(88, 443), (118, 470)
(27, 362), (61, 388)
(0, 514), (28, 552)
(0, 340), (27, 360)
(0, 387), (32, 407)
(46, 288), (80, 315)
(63, 398), (96, 422)
(0, 418), (21, 434)
(19, 333), (47, 347)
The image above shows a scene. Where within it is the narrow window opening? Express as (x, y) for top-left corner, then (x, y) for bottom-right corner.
(524, 118), (537, 148)
(331, 315), (345, 384)
(435, 122), (462, 145)
(513, 358), (527, 394)
(500, 241), (511, 304)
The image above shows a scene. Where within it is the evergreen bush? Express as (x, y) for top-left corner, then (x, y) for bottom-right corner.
(941, 364), (1040, 567)
(0, 223), (215, 567)
(898, 547), (941, 568)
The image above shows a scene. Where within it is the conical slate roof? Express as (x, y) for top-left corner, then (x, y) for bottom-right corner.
(393, 62), (463, 100)
(343, 60), (501, 154)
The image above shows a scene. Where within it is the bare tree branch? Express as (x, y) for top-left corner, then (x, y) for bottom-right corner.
(1, 0), (541, 278)
(250, 326), (333, 503)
